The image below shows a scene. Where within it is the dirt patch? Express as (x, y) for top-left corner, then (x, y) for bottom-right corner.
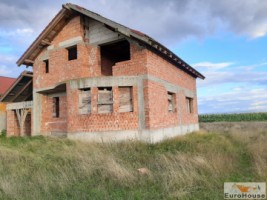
(200, 121), (267, 134)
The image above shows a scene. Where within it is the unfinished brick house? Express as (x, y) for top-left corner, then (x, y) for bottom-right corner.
(8, 3), (204, 142)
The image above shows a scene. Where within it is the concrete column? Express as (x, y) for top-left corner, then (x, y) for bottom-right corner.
(137, 77), (146, 131)
(112, 86), (119, 113)
(32, 91), (42, 135)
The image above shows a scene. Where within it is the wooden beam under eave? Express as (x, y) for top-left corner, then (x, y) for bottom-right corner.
(21, 73), (33, 78)
(16, 8), (71, 66)
(24, 59), (34, 64)
(41, 40), (51, 45)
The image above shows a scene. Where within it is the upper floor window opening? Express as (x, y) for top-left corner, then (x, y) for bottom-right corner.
(67, 45), (77, 61)
(100, 40), (130, 76)
(44, 59), (49, 73)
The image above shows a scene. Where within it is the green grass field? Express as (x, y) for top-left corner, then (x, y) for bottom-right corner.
(0, 127), (266, 200)
(199, 112), (267, 122)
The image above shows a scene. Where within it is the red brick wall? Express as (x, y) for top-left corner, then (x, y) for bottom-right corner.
(33, 16), (101, 90)
(34, 43), (96, 89)
(144, 80), (179, 129)
(67, 84), (139, 133)
(146, 50), (196, 91)
(6, 110), (31, 136)
(41, 95), (67, 133)
(113, 43), (147, 76)
(52, 15), (82, 45)
(6, 110), (20, 136)
(144, 50), (198, 128)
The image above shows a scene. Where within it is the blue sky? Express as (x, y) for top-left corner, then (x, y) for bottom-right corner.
(1, 0), (267, 114)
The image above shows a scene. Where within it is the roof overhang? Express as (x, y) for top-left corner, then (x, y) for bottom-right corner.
(0, 71), (33, 102)
(16, 7), (74, 67)
(37, 83), (66, 95)
(16, 3), (205, 79)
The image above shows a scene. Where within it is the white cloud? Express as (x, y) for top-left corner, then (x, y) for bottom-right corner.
(250, 23), (267, 38)
(16, 28), (34, 35)
(0, 0), (267, 46)
(199, 88), (267, 113)
(193, 62), (233, 71)
(196, 61), (267, 88)
(250, 101), (267, 106)
(0, 54), (16, 63)
(0, 28), (34, 36)
(0, 65), (12, 76)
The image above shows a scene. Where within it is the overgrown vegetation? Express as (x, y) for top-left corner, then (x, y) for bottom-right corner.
(199, 112), (267, 122)
(0, 129), (6, 137)
(0, 126), (266, 200)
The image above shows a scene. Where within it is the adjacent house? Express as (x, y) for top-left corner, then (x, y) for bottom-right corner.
(0, 76), (16, 131)
(1, 71), (33, 136)
(5, 3), (204, 142)
(0, 76), (16, 98)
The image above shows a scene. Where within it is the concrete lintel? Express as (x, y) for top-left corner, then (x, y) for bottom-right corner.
(47, 45), (54, 50)
(48, 92), (66, 98)
(146, 75), (179, 93)
(6, 101), (33, 110)
(58, 36), (83, 48)
(69, 76), (139, 89)
(40, 51), (49, 61)
(146, 74), (196, 97)
(89, 35), (125, 45)
(36, 86), (56, 93)
(184, 90), (195, 98)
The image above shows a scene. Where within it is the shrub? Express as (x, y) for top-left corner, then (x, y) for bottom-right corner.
(0, 129), (6, 137)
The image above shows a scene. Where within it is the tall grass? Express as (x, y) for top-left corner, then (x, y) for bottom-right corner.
(0, 127), (266, 200)
(199, 112), (267, 122)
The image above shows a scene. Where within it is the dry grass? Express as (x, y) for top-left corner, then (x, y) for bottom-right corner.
(247, 133), (267, 178)
(0, 123), (266, 200)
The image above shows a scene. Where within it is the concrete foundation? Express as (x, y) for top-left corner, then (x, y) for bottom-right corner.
(67, 123), (199, 143)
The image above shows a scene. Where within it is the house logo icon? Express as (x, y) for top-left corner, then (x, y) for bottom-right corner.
(224, 182), (266, 199)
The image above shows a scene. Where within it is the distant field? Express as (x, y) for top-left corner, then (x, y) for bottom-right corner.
(0, 125), (266, 200)
(199, 112), (267, 122)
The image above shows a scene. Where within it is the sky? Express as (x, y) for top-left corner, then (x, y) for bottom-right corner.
(0, 0), (267, 114)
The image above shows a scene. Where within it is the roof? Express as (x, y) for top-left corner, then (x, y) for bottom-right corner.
(0, 71), (33, 102)
(0, 76), (16, 95)
(17, 3), (205, 80)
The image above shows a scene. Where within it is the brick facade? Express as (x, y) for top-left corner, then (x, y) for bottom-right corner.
(8, 4), (203, 142)
(7, 110), (20, 136)
(66, 85), (139, 133)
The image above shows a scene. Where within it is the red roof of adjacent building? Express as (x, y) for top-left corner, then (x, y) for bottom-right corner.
(0, 76), (16, 95)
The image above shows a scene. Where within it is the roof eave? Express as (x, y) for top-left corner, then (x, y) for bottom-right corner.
(0, 71), (33, 102)
(16, 6), (72, 66)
